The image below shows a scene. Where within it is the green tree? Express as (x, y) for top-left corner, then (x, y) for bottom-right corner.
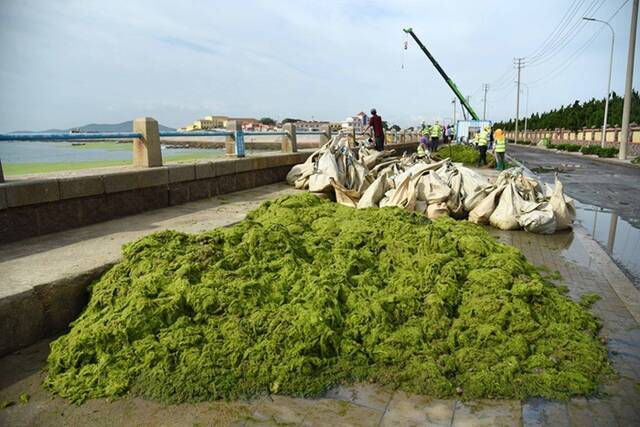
(493, 90), (640, 131)
(259, 117), (276, 126)
(391, 124), (401, 131)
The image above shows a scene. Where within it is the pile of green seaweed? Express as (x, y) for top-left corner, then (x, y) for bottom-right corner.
(436, 145), (495, 166)
(45, 193), (610, 404)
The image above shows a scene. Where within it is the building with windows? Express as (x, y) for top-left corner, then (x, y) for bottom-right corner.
(179, 116), (259, 132)
(294, 120), (330, 132)
(341, 112), (369, 132)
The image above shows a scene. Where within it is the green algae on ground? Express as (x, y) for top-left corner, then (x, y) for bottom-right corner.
(0, 400), (15, 409)
(579, 293), (601, 308)
(44, 193), (611, 404)
(436, 145), (495, 166)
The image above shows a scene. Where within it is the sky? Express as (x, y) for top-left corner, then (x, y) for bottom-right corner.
(0, 0), (638, 131)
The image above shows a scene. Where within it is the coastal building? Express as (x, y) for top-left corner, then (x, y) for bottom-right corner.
(293, 120), (330, 132)
(179, 116), (259, 132)
(341, 112), (368, 132)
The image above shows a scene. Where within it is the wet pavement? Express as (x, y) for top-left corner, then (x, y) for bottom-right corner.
(2, 213), (640, 425)
(508, 144), (640, 289)
(1, 167), (640, 425)
(507, 145), (640, 228)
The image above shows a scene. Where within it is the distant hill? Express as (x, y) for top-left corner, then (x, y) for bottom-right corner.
(13, 121), (175, 134)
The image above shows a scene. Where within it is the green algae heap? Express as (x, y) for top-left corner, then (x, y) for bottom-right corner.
(45, 194), (610, 403)
(436, 145), (495, 166)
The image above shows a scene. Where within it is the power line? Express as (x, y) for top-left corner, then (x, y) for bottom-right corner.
(526, 0), (587, 60)
(529, 0), (630, 87)
(528, 0), (607, 66)
(528, 0), (598, 63)
(488, 0), (588, 93)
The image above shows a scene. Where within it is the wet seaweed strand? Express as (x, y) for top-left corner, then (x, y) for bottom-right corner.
(44, 193), (611, 404)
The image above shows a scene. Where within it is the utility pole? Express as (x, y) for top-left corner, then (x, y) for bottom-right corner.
(521, 82), (530, 141)
(620, 0), (638, 159)
(482, 84), (489, 120)
(514, 58), (525, 143)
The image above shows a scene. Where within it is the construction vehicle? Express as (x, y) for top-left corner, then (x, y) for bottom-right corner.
(403, 27), (480, 121)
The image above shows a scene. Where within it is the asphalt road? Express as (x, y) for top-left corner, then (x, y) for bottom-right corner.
(508, 144), (640, 228)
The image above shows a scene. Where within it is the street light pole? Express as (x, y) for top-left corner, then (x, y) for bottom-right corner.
(522, 83), (530, 141)
(619, 0), (639, 159)
(583, 17), (615, 148)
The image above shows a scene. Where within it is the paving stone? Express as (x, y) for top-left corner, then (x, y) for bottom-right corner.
(167, 164), (195, 183)
(587, 399), (620, 427)
(249, 395), (311, 425)
(567, 398), (594, 427)
(608, 396), (640, 425)
(522, 398), (569, 427)
(4, 179), (60, 207)
(300, 398), (383, 427)
(324, 383), (393, 412)
(452, 400), (522, 427)
(380, 390), (454, 426)
(58, 175), (105, 199)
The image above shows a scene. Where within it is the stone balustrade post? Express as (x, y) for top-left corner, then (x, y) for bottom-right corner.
(224, 122), (236, 155)
(0, 160), (4, 183)
(282, 123), (298, 153)
(319, 124), (331, 146)
(132, 117), (162, 167)
(225, 121), (246, 157)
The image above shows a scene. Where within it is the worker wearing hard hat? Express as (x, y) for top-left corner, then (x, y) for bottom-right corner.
(493, 128), (506, 170)
(429, 121), (443, 152)
(475, 124), (490, 167)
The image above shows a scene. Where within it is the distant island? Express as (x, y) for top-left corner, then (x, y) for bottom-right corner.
(11, 121), (176, 134)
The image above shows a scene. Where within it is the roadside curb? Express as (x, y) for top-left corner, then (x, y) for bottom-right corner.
(508, 143), (640, 170)
(573, 225), (640, 324)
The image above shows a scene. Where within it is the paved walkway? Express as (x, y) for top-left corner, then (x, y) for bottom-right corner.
(0, 183), (300, 300)
(1, 181), (639, 426)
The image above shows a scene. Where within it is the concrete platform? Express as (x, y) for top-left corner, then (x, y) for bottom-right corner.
(0, 183), (303, 356)
(1, 222), (639, 425)
(1, 171), (639, 426)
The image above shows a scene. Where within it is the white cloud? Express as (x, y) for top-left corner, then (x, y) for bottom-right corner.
(0, 0), (637, 131)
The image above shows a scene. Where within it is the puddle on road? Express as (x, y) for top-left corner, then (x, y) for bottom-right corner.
(572, 200), (640, 287)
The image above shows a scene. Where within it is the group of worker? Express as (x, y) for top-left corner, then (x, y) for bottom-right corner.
(361, 108), (507, 171)
(472, 124), (507, 170)
(417, 121), (507, 171)
(418, 121), (455, 153)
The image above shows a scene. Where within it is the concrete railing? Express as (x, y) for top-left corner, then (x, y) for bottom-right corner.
(0, 119), (420, 176)
(0, 137), (421, 244)
(0, 117), (309, 166)
(506, 126), (640, 146)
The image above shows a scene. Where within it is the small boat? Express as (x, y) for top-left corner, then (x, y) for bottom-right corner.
(71, 142), (86, 146)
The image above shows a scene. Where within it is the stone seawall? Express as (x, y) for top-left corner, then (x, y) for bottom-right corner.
(0, 153), (310, 244)
(0, 141), (419, 356)
(0, 142), (418, 245)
